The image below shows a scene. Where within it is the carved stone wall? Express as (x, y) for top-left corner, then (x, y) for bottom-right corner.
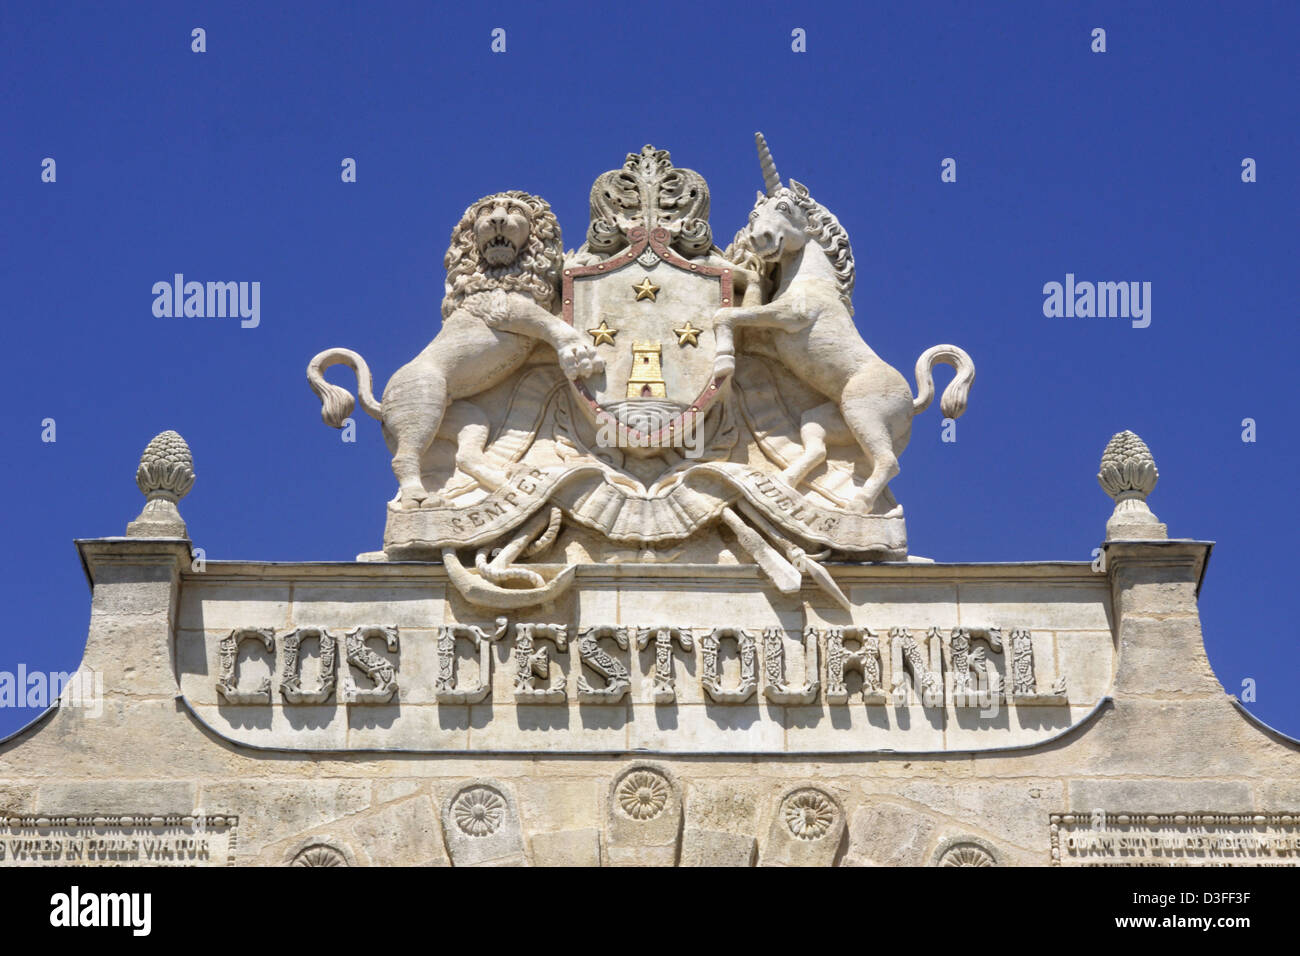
(1, 535), (1296, 867)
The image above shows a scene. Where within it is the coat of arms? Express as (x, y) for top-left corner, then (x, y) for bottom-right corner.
(563, 225), (732, 454)
(306, 137), (976, 611)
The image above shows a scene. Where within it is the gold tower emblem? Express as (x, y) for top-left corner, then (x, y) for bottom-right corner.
(626, 342), (667, 398)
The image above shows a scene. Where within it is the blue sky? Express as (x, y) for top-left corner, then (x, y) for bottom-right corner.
(1, 1), (1297, 737)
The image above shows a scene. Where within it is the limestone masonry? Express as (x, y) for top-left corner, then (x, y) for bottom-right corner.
(2, 138), (1294, 867)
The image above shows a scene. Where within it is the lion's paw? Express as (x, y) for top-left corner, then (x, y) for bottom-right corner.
(395, 482), (443, 511)
(558, 343), (604, 380)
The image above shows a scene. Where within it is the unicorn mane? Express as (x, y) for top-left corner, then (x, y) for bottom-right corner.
(727, 183), (856, 314)
(785, 183), (855, 313)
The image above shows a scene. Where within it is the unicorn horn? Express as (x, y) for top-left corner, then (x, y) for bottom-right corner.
(755, 132), (781, 195)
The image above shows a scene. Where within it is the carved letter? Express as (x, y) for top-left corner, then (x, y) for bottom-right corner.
(762, 626), (819, 704)
(825, 626), (885, 704)
(343, 626), (399, 703)
(279, 627), (337, 704)
(512, 623), (569, 702)
(1008, 627), (1039, 698)
(700, 627), (757, 704)
(890, 627), (942, 707)
(635, 626), (693, 703)
(216, 627), (273, 704)
(576, 626), (630, 703)
(436, 617), (507, 703)
(948, 626), (1003, 708)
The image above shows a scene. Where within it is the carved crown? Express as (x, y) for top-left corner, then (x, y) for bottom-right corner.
(586, 145), (713, 258)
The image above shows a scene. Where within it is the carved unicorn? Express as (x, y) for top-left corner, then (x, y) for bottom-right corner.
(716, 133), (975, 514)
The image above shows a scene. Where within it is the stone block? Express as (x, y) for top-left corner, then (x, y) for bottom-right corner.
(198, 780), (370, 857)
(37, 780), (197, 816)
(1068, 779), (1252, 815)
(680, 828), (756, 866)
(531, 828), (601, 866)
(955, 582), (1112, 631)
(349, 795), (448, 866)
(843, 801), (936, 867)
(1113, 617), (1224, 698)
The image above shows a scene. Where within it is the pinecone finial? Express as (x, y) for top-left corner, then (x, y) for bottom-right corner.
(1098, 430), (1166, 539)
(126, 430), (195, 537)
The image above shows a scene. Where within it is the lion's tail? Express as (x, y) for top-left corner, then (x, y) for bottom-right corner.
(307, 348), (383, 428)
(912, 344), (975, 419)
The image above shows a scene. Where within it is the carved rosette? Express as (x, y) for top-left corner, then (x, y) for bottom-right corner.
(441, 780), (527, 865)
(616, 770), (670, 821)
(1098, 430), (1166, 539)
(291, 843), (349, 867)
(452, 786), (507, 837)
(605, 763), (683, 865)
(285, 835), (355, 866)
(781, 788), (838, 841)
(126, 429), (195, 537)
(763, 784), (845, 865)
(934, 838), (999, 867)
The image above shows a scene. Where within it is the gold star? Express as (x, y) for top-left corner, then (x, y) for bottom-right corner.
(632, 277), (660, 302)
(673, 320), (702, 347)
(587, 320), (618, 346)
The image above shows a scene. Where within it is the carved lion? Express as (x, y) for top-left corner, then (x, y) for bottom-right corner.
(308, 190), (602, 508)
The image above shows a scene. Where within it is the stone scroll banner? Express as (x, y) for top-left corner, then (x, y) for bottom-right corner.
(1051, 812), (1300, 866)
(0, 815), (238, 866)
(384, 460), (906, 555)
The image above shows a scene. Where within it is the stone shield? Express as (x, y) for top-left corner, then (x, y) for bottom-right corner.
(563, 226), (733, 452)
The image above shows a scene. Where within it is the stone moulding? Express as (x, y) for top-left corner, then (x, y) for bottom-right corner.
(175, 692), (1114, 757)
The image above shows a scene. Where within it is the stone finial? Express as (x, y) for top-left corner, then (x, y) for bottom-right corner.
(1098, 430), (1166, 539)
(126, 430), (195, 537)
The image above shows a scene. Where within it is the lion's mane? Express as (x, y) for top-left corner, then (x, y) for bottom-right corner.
(441, 190), (563, 319)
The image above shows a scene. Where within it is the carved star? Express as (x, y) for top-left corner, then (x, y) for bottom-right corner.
(632, 278), (660, 302)
(587, 320), (618, 347)
(673, 320), (702, 347)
